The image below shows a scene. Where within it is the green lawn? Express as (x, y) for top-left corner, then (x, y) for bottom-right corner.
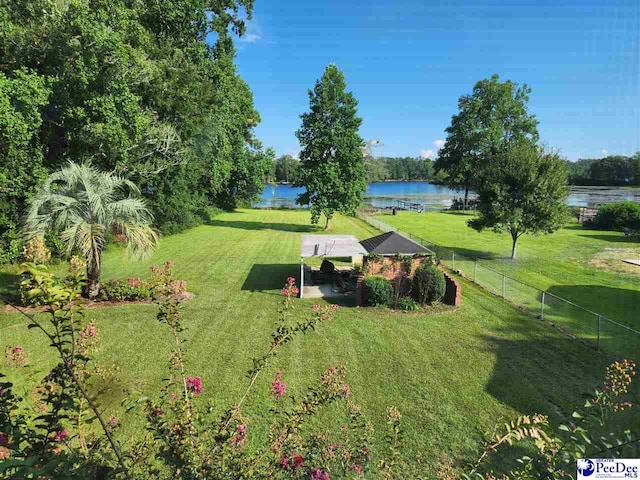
(1, 209), (637, 475)
(373, 211), (640, 349)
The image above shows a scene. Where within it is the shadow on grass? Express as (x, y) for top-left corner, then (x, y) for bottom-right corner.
(477, 331), (640, 474)
(546, 285), (640, 319)
(0, 270), (21, 305)
(241, 264), (299, 292)
(206, 219), (321, 233)
(440, 246), (499, 260)
(576, 233), (640, 244)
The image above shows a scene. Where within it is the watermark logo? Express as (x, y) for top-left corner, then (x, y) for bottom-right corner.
(577, 459), (595, 477)
(577, 459), (640, 479)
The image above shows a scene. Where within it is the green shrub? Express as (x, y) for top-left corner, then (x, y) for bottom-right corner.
(397, 296), (419, 311)
(100, 278), (153, 302)
(363, 275), (393, 307)
(592, 201), (640, 233)
(413, 264), (445, 305)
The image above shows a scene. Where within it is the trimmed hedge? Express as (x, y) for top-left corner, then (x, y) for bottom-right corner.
(592, 201), (640, 233)
(363, 276), (393, 307)
(413, 264), (445, 305)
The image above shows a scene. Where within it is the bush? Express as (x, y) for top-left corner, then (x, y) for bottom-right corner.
(363, 275), (393, 306)
(397, 296), (419, 311)
(592, 201), (640, 233)
(22, 237), (51, 264)
(100, 277), (153, 302)
(413, 264), (445, 305)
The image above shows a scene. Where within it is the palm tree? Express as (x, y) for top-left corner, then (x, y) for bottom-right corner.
(24, 162), (159, 298)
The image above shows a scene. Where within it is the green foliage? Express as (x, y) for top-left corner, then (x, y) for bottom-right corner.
(592, 201), (640, 233)
(0, 0), (270, 245)
(567, 153), (640, 186)
(467, 360), (637, 479)
(363, 275), (394, 306)
(18, 262), (85, 306)
(295, 64), (366, 228)
(100, 278), (153, 302)
(397, 296), (420, 311)
(435, 74), (539, 208)
(24, 162), (159, 297)
(0, 69), (49, 263)
(469, 141), (569, 259)
(273, 154), (300, 183)
(413, 264), (445, 305)
(364, 156), (434, 183)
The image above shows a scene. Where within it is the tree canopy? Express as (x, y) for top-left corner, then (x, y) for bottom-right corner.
(295, 64), (366, 229)
(469, 141), (569, 259)
(435, 74), (540, 208)
(566, 154), (640, 186)
(0, 0), (270, 261)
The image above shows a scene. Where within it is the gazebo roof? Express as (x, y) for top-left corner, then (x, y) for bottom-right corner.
(360, 231), (435, 256)
(301, 235), (368, 258)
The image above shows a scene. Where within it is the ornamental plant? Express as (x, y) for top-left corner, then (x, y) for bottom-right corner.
(465, 359), (637, 479)
(1, 263), (405, 479)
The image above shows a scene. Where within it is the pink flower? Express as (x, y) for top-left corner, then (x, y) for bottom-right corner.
(0, 433), (8, 447)
(311, 468), (330, 480)
(0, 447), (8, 460)
(332, 304), (339, 311)
(281, 288), (289, 296)
(350, 464), (363, 475)
(185, 377), (203, 395)
(292, 286), (299, 295)
(312, 304), (319, 311)
(292, 452), (304, 469)
(169, 392), (177, 400)
(230, 424), (247, 446)
(287, 276), (295, 285)
(280, 456), (290, 469)
(13, 346), (22, 353)
(342, 384), (351, 398)
(271, 372), (286, 398)
(151, 409), (163, 417)
(53, 428), (68, 442)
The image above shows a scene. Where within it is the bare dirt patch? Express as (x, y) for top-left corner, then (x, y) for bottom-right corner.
(589, 247), (640, 275)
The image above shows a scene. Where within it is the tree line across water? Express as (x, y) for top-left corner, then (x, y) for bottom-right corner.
(271, 154), (442, 184)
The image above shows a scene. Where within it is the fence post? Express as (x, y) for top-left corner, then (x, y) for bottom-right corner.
(596, 315), (601, 351)
(473, 262), (477, 283)
(452, 251), (455, 270)
(540, 292), (545, 320)
(502, 275), (506, 298)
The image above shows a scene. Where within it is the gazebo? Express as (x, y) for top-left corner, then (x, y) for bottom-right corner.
(300, 235), (367, 298)
(359, 231), (435, 256)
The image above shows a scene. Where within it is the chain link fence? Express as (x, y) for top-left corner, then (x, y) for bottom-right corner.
(356, 211), (640, 360)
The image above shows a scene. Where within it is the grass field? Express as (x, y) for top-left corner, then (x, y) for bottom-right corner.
(1, 209), (638, 475)
(374, 211), (640, 325)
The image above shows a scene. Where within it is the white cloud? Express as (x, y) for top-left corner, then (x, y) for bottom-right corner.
(420, 139), (445, 159)
(240, 34), (261, 43)
(600, 149), (609, 156)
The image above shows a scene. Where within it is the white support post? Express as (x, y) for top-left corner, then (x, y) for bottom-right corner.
(300, 260), (304, 298)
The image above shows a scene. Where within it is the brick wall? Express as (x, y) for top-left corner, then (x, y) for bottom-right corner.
(355, 258), (462, 307)
(442, 269), (462, 306)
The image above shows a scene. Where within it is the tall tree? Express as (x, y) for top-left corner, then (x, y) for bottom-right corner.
(435, 74), (540, 209)
(24, 162), (158, 297)
(469, 141), (569, 259)
(295, 64), (366, 229)
(0, 69), (49, 262)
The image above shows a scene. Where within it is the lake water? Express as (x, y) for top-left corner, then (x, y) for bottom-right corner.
(255, 182), (640, 210)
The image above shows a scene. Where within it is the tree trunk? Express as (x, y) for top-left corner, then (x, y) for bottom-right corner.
(324, 216), (331, 231)
(464, 184), (469, 210)
(85, 254), (102, 298)
(510, 235), (518, 259)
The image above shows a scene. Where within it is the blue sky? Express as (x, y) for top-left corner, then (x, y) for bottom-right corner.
(232, 0), (639, 161)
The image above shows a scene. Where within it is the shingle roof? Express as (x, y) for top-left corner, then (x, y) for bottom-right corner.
(359, 231), (435, 256)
